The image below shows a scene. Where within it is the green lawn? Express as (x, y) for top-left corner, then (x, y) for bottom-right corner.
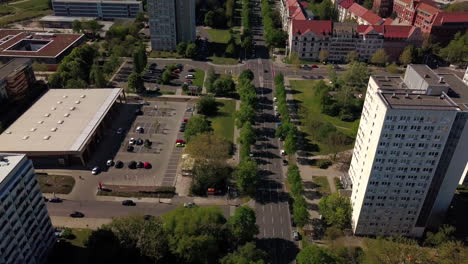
(208, 56), (239, 65)
(65, 228), (93, 247)
(149, 51), (183, 59)
(206, 28), (232, 44)
(0, 0), (52, 26)
(209, 99), (236, 142)
(37, 174), (75, 194)
(312, 176), (331, 194)
(193, 69), (205, 87)
(291, 80), (358, 154)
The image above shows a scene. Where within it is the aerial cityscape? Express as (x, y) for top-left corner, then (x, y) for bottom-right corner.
(0, 0), (467, 262)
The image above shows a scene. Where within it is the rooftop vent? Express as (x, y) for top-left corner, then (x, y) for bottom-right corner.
(51, 107), (56, 110)
(57, 101), (62, 104)
(57, 120), (64, 124)
(22, 136), (29, 140)
(43, 136), (50, 140)
(44, 113), (50, 117)
(50, 127), (57, 132)
(62, 95), (68, 98)
(439, 77), (444, 83)
(75, 100), (80, 104)
(405, 93), (410, 98)
(30, 128), (36, 132)
(37, 120), (43, 124)
(64, 113), (70, 117)
(440, 94), (445, 99)
(5, 131), (11, 134)
(80, 95), (86, 98)
(69, 106), (75, 111)
(391, 93), (396, 98)
(424, 74), (430, 78)
(417, 95), (422, 99)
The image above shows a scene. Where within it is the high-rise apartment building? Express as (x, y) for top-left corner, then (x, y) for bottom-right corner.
(0, 154), (55, 263)
(0, 58), (36, 103)
(148, 0), (195, 51)
(348, 65), (468, 237)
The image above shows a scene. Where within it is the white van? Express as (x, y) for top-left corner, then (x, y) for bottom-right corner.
(185, 74), (195, 79)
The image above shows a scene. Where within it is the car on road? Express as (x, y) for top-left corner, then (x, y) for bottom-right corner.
(127, 145), (134, 152)
(144, 162), (152, 169)
(173, 69), (181, 73)
(128, 161), (137, 169)
(311, 64), (318, 68)
(188, 68), (195, 72)
(116, 128), (124, 135)
(136, 138), (144, 145)
(281, 150), (286, 156)
(129, 138), (136, 145)
(176, 142), (185, 147)
(136, 161), (144, 168)
(273, 97), (277, 102)
(184, 202), (195, 208)
(106, 160), (114, 166)
(91, 166), (100, 175)
(70, 211), (85, 218)
(149, 63), (157, 69)
(185, 74), (195, 79)
(122, 200), (136, 206)
(144, 139), (152, 146)
(282, 159), (288, 166)
(292, 231), (300, 241)
(115, 160), (124, 168)
(136, 126), (144, 133)
(176, 139), (186, 144)
(49, 197), (62, 203)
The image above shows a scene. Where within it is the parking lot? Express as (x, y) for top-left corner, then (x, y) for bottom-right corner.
(89, 100), (194, 187)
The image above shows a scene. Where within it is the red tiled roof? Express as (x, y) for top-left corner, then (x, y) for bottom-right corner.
(0, 30), (84, 58)
(417, 2), (440, 15)
(290, 6), (307, 20)
(383, 18), (394, 25)
(361, 10), (383, 24)
(358, 24), (417, 38)
(299, 1), (309, 8)
(433, 11), (468, 25)
(348, 3), (368, 17)
(292, 20), (333, 36)
(339, 0), (354, 9)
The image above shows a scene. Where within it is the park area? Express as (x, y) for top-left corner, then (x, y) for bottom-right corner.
(291, 80), (358, 155)
(205, 28), (242, 65)
(0, 0), (51, 26)
(37, 174), (75, 194)
(208, 99), (236, 142)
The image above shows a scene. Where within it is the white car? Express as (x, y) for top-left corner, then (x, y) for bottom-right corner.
(273, 97), (277, 102)
(129, 138), (136, 145)
(106, 159), (114, 166)
(274, 105), (278, 111)
(91, 166), (100, 175)
(281, 149), (286, 156)
(136, 126), (144, 133)
(185, 74), (195, 79)
(184, 202), (195, 208)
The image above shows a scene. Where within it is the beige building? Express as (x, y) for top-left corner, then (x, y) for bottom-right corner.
(0, 88), (125, 167)
(348, 65), (468, 237)
(0, 58), (36, 103)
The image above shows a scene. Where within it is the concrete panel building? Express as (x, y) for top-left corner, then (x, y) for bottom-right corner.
(0, 58), (36, 103)
(52, 0), (143, 20)
(0, 154), (55, 263)
(347, 65), (468, 237)
(0, 88), (125, 167)
(148, 0), (195, 51)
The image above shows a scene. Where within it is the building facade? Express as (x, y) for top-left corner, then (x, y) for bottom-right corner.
(372, 0), (393, 17)
(0, 154), (55, 263)
(348, 65), (468, 237)
(0, 58), (36, 103)
(148, 0), (195, 51)
(338, 1), (384, 25)
(52, 0), (142, 20)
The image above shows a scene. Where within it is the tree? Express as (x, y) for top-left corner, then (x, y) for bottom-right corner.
(103, 54), (121, 75)
(318, 193), (352, 229)
(225, 42), (236, 58)
(399, 45), (415, 65)
(284, 127), (297, 154)
(191, 161), (231, 195)
(186, 133), (231, 161)
(239, 121), (255, 145)
(346, 51), (359, 63)
(236, 159), (258, 195)
(424, 225), (455, 247)
(370, 49), (389, 66)
(84, 20), (102, 37)
(326, 132), (349, 160)
(89, 62), (107, 88)
(362, 237), (431, 264)
(185, 43), (197, 59)
(211, 76), (235, 96)
(297, 245), (341, 264)
(177, 42), (188, 56)
(439, 32), (468, 64)
(227, 206), (259, 245)
(235, 103), (255, 127)
(184, 115), (213, 142)
(65, 78), (87, 88)
(437, 241), (468, 264)
(204, 10), (216, 27)
(386, 63), (401, 74)
(86, 229), (124, 264)
(289, 51), (301, 70)
(135, 12), (145, 23)
(363, 0), (373, 9)
(293, 196), (309, 227)
(220, 242), (266, 264)
(239, 69), (254, 82)
(341, 62), (370, 91)
(128, 72), (145, 93)
(72, 20), (82, 33)
(205, 67), (217, 92)
(133, 44), (147, 73)
(197, 95), (218, 116)
(161, 70), (172, 84)
(162, 206), (227, 264)
(319, 50), (329, 63)
(444, 1), (468, 11)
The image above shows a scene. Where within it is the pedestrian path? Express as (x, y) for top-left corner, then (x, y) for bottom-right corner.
(51, 216), (111, 230)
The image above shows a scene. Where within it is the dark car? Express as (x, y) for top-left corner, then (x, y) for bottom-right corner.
(136, 161), (144, 168)
(127, 145), (134, 152)
(115, 160), (124, 168)
(144, 139), (152, 146)
(135, 109), (143, 115)
(128, 161), (137, 169)
(70, 211), (85, 218)
(136, 138), (144, 145)
(149, 63), (157, 69)
(49, 197), (62, 203)
(122, 200), (136, 206)
(179, 127), (185, 132)
(188, 68), (195, 72)
(282, 159), (289, 166)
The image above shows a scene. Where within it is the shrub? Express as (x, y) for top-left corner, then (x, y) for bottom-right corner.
(317, 160), (332, 169)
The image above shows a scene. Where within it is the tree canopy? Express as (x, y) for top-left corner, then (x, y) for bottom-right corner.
(318, 193), (352, 229)
(184, 115), (213, 142)
(220, 242), (266, 264)
(297, 245), (341, 264)
(227, 206), (259, 245)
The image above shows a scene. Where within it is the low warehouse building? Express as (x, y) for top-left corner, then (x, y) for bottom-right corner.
(0, 88), (125, 167)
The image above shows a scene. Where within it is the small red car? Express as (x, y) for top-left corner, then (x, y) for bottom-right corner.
(173, 69), (181, 73)
(311, 64), (318, 68)
(144, 162), (152, 169)
(176, 139), (186, 144)
(183, 118), (189, 123)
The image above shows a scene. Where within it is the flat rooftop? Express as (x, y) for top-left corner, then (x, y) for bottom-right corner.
(0, 154), (26, 185)
(0, 58), (31, 79)
(0, 88), (122, 153)
(39, 15), (97, 22)
(0, 30), (84, 59)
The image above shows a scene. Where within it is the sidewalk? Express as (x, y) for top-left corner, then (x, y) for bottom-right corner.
(51, 216), (112, 230)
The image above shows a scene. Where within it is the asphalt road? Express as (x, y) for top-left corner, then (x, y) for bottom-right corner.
(248, 1), (300, 263)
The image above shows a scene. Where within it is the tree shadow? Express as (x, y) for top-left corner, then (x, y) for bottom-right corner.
(304, 190), (323, 201)
(256, 238), (300, 264)
(306, 202), (319, 211)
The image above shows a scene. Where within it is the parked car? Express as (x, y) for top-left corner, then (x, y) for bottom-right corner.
(128, 161), (137, 169)
(188, 68), (195, 72)
(49, 197), (62, 203)
(70, 211), (85, 218)
(136, 126), (144, 133)
(311, 64), (318, 68)
(129, 138), (136, 145)
(91, 166), (100, 175)
(106, 160), (114, 166)
(185, 74), (195, 79)
(282, 159), (288, 166)
(115, 160), (124, 168)
(281, 150), (286, 156)
(136, 138), (144, 145)
(144, 162), (152, 169)
(292, 231), (300, 241)
(184, 202), (195, 208)
(273, 97), (277, 102)
(173, 69), (181, 73)
(116, 128), (124, 134)
(136, 161), (144, 168)
(122, 200), (136, 206)
(176, 142), (185, 147)
(183, 118), (189, 123)
(176, 139), (186, 144)
(127, 145), (134, 152)
(144, 139), (152, 146)
(175, 64), (183, 69)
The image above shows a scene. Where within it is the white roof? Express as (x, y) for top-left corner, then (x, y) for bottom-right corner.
(0, 88), (122, 153)
(0, 154), (26, 185)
